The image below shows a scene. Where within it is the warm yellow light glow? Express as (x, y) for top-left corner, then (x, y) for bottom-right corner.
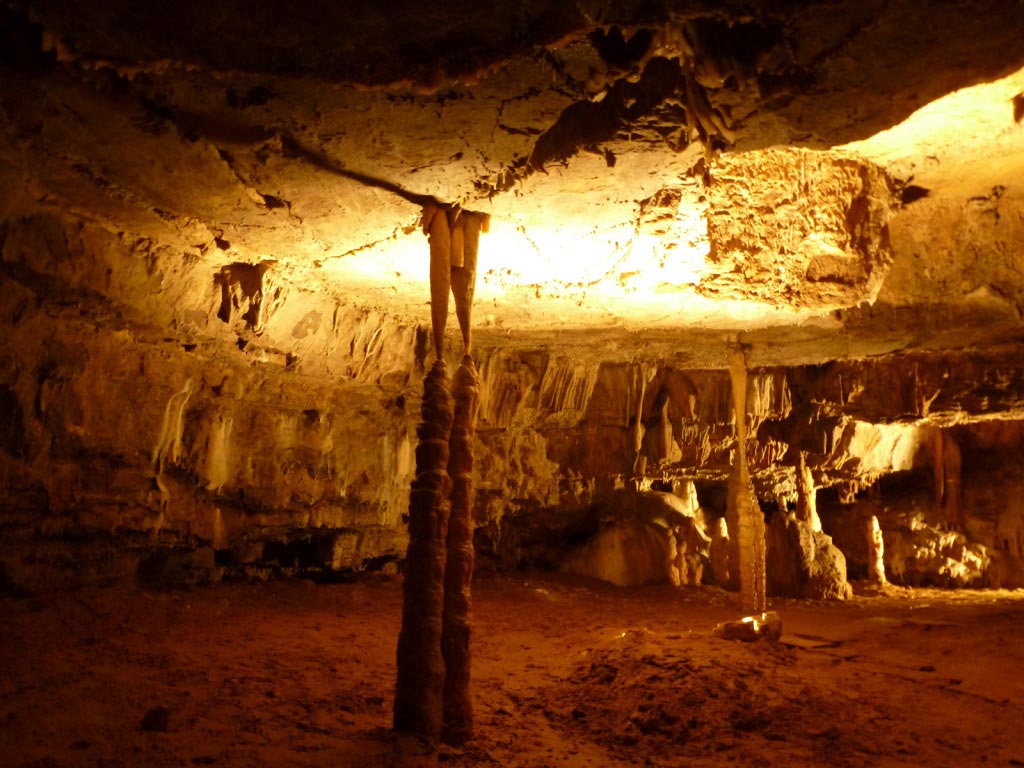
(844, 421), (927, 475)
(313, 66), (1024, 334)
(320, 190), (835, 333)
(841, 65), (1024, 197)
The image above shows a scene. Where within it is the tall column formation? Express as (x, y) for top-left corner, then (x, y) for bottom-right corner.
(442, 356), (479, 744)
(394, 359), (452, 741)
(395, 204), (486, 744)
(727, 347), (766, 613)
(441, 209), (484, 745)
(795, 451), (822, 532)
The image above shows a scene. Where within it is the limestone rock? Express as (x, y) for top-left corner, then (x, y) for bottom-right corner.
(709, 518), (733, 590)
(766, 514), (852, 600)
(136, 547), (219, 589)
(882, 521), (989, 588)
(1, 1), (1024, 594)
(714, 611), (783, 642)
(560, 489), (711, 587)
(560, 518), (673, 588)
(705, 150), (894, 309)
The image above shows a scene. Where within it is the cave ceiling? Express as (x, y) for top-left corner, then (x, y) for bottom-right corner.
(2, 0), (1024, 368)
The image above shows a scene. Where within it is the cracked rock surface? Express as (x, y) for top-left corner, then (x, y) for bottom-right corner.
(1, 0), (1024, 589)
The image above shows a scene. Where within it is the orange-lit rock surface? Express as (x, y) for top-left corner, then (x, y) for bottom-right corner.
(3, 573), (1024, 767)
(1, 0), (1024, 596)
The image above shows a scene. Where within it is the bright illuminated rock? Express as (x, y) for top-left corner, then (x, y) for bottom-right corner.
(715, 611), (782, 642)
(704, 149), (895, 310)
(2, 1), (1024, 599)
(867, 515), (887, 585)
(766, 514), (852, 601)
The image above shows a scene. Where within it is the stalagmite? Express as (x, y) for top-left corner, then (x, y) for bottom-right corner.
(867, 515), (887, 585)
(710, 517), (732, 588)
(726, 347), (766, 613)
(795, 451), (823, 532)
(441, 356), (478, 744)
(655, 397), (672, 462)
(394, 359), (453, 741)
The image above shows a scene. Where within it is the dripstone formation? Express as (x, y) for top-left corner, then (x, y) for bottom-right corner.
(0, 2), (1023, 617)
(395, 205), (485, 744)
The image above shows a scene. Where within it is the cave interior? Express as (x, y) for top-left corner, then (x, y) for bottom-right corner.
(3, 1), (1024, 766)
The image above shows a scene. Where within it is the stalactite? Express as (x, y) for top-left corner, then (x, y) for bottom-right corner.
(631, 373), (647, 479)
(795, 451), (822, 532)
(423, 204), (452, 360)
(932, 429), (964, 528)
(394, 359), (453, 742)
(942, 432), (963, 528)
(932, 427), (944, 511)
(441, 355), (479, 745)
(727, 347), (766, 614)
(450, 212), (487, 355)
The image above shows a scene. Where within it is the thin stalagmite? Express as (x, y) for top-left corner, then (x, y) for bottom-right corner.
(441, 355), (479, 745)
(631, 372), (647, 479)
(868, 515), (887, 585)
(394, 359), (453, 741)
(795, 451), (822, 532)
(727, 347), (766, 614)
(942, 432), (963, 528)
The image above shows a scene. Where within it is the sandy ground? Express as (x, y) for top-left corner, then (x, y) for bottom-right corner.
(2, 573), (1024, 768)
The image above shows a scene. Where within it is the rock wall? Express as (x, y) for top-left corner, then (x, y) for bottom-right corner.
(0, 212), (423, 590)
(820, 423), (1024, 589)
(3, 210), (1024, 592)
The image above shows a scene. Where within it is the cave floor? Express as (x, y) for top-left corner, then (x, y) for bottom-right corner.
(2, 573), (1023, 768)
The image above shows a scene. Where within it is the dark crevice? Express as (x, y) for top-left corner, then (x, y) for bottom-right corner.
(900, 184), (930, 205)
(225, 85), (274, 109)
(589, 26), (654, 70)
(528, 56), (683, 171)
(0, 5), (56, 75)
